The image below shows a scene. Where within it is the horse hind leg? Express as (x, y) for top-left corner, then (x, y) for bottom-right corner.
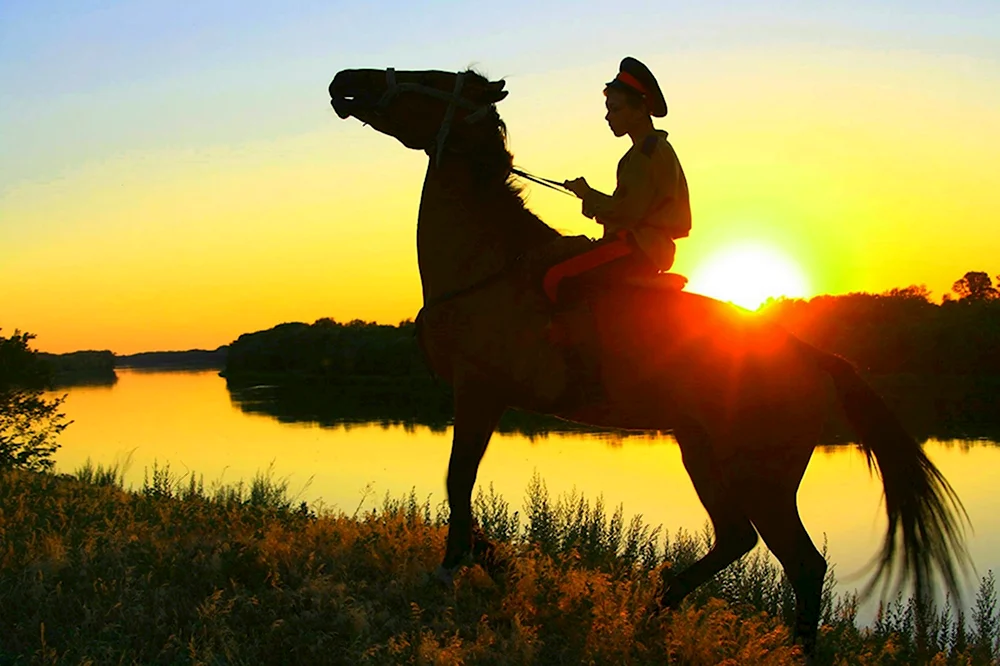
(658, 507), (759, 609)
(744, 478), (827, 657)
(658, 428), (759, 608)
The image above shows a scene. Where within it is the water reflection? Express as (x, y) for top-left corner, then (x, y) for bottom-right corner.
(227, 378), (453, 431)
(227, 376), (1000, 445)
(227, 379), (634, 438)
(51, 375), (118, 390)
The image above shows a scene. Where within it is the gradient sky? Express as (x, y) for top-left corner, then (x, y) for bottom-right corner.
(2, 1), (998, 353)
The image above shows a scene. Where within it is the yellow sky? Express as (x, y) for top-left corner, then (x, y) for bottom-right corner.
(3, 43), (999, 353)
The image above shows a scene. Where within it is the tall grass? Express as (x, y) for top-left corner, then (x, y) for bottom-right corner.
(0, 466), (996, 665)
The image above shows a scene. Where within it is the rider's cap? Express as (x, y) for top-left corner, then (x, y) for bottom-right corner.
(606, 57), (667, 118)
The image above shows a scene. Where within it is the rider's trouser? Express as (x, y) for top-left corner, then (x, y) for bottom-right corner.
(544, 230), (668, 303)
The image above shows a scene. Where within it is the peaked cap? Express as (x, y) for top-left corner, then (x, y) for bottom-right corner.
(606, 56), (667, 117)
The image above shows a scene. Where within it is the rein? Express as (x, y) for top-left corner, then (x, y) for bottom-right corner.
(374, 68), (577, 317)
(510, 167), (576, 197)
(378, 68), (573, 195)
(415, 169), (568, 316)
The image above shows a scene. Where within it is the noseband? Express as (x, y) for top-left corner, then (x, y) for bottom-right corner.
(376, 68), (494, 166)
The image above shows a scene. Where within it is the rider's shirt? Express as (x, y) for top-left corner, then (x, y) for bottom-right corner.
(581, 130), (690, 271)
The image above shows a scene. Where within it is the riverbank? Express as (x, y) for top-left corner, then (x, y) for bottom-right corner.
(37, 351), (117, 388)
(36, 348), (228, 389)
(2, 466), (997, 664)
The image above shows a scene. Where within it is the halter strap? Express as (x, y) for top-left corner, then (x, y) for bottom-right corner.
(435, 73), (466, 164)
(376, 68), (494, 167)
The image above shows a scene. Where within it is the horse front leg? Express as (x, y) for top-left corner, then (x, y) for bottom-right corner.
(438, 386), (506, 579)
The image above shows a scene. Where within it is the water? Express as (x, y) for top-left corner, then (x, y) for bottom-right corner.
(50, 369), (1000, 621)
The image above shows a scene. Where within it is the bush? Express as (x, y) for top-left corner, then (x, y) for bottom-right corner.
(0, 330), (69, 471)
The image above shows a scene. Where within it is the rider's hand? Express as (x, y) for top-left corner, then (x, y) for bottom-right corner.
(563, 177), (590, 199)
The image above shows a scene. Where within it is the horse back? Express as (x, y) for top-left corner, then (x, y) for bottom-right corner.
(419, 276), (829, 439)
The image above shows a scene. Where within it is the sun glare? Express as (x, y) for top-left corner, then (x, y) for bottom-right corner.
(687, 244), (809, 310)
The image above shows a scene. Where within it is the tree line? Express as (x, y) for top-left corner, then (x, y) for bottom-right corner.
(223, 318), (427, 383)
(760, 271), (1000, 375)
(31, 348), (228, 386)
(37, 350), (116, 386)
(225, 271), (1000, 382)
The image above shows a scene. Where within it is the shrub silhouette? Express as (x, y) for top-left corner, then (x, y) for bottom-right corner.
(0, 330), (69, 471)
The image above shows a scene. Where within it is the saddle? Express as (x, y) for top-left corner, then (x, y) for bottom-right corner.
(520, 238), (689, 406)
(525, 235), (688, 305)
(604, 271), (689, 293)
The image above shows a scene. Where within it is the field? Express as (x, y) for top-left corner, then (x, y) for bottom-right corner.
(1, 463), (997, 665)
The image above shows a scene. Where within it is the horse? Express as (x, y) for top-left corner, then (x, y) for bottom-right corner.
(328, 67), (969, 655)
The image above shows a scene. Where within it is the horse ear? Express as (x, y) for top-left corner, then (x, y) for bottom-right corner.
(483, 79), (507, 103)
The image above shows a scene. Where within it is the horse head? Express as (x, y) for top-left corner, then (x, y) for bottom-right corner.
(329, 68), (508, 159)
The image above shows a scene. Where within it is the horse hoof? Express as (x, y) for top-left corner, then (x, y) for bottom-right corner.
(653, 567), (685, 612)
(654, 587), (687, 613)
(433, 565), (456, 589)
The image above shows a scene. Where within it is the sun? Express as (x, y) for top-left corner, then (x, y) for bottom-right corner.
(687, 244), (809, 310)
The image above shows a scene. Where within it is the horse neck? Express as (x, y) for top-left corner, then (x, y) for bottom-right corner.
(416, 155), (556, 305)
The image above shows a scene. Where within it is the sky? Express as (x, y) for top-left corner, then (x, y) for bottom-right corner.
(2, 1), (999, 354)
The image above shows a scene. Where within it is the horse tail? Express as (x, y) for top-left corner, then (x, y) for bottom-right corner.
(795, 337), (970, 603)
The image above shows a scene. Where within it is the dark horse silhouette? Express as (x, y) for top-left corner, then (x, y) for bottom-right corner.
(329, 67), (969, 654)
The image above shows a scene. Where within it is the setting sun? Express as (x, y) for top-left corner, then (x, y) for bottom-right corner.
(687, 244), (809, 310)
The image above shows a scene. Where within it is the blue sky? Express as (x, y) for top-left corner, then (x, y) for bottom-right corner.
(4, 0), (997, 188)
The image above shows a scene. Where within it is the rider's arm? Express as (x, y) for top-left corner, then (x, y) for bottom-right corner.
(581, 150), (657, 231)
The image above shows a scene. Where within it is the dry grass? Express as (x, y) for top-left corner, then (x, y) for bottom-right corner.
(0, 465), (996, 665)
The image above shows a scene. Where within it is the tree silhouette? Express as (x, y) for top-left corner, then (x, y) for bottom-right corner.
(883, 284), (932, 302)
(0, 330), (68, 471)
(951, 271), (998, 302)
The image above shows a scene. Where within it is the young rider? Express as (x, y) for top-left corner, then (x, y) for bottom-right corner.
(562, 57), (691, 286)
(548, 57), (691, 405)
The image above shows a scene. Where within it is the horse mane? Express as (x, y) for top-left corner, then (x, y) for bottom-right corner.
(461, 70), (563, 252)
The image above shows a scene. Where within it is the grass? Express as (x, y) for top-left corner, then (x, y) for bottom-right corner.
(0, 463), (997, 665)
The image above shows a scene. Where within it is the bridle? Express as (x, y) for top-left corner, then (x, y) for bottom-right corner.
(375, 68), (495, 167)
(372, 68), (575, 196)
(370, 70), (576, 329)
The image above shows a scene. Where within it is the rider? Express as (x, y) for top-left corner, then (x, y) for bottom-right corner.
(548, 57), (691, 405)
(561, 57), (690, 288)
